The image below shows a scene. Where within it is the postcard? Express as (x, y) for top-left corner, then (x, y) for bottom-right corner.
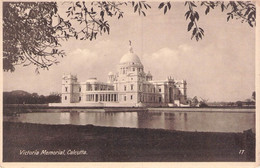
(1, 1), (259, 168)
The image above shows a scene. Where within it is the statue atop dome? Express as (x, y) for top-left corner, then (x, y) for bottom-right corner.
(129, 40), (134, 53)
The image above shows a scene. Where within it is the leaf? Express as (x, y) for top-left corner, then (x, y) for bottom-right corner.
(248, 21), (253, 27)
(196, 34), (199, 41)
(244, 8), (251, 16)
(199, 27), (204, 35)
(187, 21), (194, 31)
(142, 11), (146, 16)
(190, 2), (197, 7)
(190, 14), (194, 22)
(205, 7), (210, 15)
(134, 4), (138, 12)
(221, 3), (225, 12)
(158, 2), (165, 9)
(198, 32), (202, 39)
(185, 11), (191, 20)
(227, 15), (230, 21)
(143, 3), (147, 9)
(164, 6), (167, 14)
(100, 11), (104, 19)
(248, 11), (255, 20)
(76, 2), (81, 8)
(107, 26), (110, 34)
(167, 2), (171, 10)
(146, 4), (151, 8)
(139, 2), (142, 9)
(191, 27), (196, 39)
(132, 1), (135, 7)
(194, 12), (199, 21)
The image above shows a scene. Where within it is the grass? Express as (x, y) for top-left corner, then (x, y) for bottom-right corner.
(3, 122), (255, 162)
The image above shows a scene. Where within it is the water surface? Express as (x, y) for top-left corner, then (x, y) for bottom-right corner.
(4, 110), (255, 133)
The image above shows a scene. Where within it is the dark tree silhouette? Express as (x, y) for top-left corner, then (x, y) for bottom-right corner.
(3, 1), (256, 72)
(252, 91), (256, 100)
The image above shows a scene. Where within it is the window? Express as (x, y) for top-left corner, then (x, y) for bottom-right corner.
(132, 68), (135, 71)
(159, 97), (162, 103)
(79, 96), (81, 101)
(124, 85), (127, 91)
(65, 87), (68, 92)
(124, 96), (126, 101)
(131, 84), (134, 90)
(131, 78), (133, 80)
(159, 88), (161, 92)
(65, 96), (67, 100)
(131, 95), (133, 100)
(79, 87), (81, 92)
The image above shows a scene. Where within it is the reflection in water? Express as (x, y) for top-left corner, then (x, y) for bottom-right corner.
(184, 113), (188, 130)
(4, 110), (255, 133)
(70, 112), (80, 125)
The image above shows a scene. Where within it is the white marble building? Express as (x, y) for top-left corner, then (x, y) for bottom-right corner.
(50, 43), (187, 107)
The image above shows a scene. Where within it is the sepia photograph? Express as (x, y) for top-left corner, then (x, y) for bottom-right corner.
(1, 0), (258, 166)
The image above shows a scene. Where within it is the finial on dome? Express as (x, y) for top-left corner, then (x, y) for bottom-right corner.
(129, 40), (134, 53)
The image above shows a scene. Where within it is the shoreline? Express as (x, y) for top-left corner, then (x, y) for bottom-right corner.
(3, 121), (255, 162)
(3, 104), (255, 114)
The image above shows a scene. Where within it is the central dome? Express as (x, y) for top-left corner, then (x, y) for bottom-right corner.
(119, 52), (142, 64)
(119, 41), (142, 65)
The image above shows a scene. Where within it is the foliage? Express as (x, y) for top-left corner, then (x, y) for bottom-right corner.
(3, 1), (256, 72)
(3, 2), (71, 73)
(252, 91), (255, 100)
(3, 90), (61, 104)
(236, 101), (243, 107)
(159, 1), (256, 41)
(199, 102), (208, 107)
(190, 96), (199, 107)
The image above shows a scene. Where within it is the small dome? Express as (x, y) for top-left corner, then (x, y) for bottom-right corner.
(108, 71), (113, 76)
(147, 71), (152, 77)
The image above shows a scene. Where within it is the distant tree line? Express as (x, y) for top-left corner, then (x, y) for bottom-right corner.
(3, 90), (61, 104)
(188, 91), (256, 108)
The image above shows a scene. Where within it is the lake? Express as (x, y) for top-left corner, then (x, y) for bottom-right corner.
(4, 109), (255, 133)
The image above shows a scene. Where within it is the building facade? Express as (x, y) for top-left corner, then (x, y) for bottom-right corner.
(55, 43), (188, 107)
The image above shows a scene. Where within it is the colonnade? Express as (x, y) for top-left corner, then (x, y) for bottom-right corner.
(86, 93), (118, 102)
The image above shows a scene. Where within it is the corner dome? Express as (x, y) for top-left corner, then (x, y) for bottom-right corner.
(147, 71), (152, 77)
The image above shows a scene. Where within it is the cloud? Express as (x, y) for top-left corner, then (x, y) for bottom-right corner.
(142, 47), (188, 80)
(178, 44), (192, 52)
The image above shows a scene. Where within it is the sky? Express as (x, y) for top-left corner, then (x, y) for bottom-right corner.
(3, 2), (255, 102)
